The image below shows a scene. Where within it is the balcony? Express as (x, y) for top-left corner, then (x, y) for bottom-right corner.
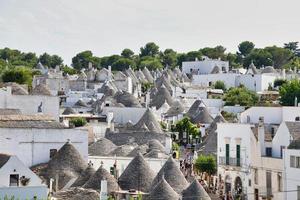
(219, 156), (242, 167)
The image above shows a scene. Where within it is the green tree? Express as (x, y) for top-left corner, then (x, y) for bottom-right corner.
(39, 53), (63, 68)
(140, 42), (159, 57)
(111, 58), (136, 71)
(139, 56), (163, 70)
(62, 66), (77, 75)
(213, 80), (226, 91)
(121, 48), (134, 58)
(274, 79), (287, 88)
(244, 49), (273, 68)
(200, 46), (226, 59)
(284, 42), (300, 56)
(238, 41), (255, 57)
(161, 49), (178, 68)
(72, 51), (101, 70)
(226, 53), (241, 68)
(39, 53), (52, 67)
(194, 155), (217, 186)
(279, 79), (300, 106)
(265, 46), (293, 68)
(283, 57), (300, 69)
(224, 86), (258, 106)
(2, 67), (33, 86)
(174, 117), (199, 142)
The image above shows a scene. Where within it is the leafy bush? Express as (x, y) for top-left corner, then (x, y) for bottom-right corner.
(70, 117), (87, 127)
(274, 79), (287, 88)
(1, 67), (33, 86)
(224, 86), (258, 107)
(213, 80), (226, 91)
(279, 79), (300, 106)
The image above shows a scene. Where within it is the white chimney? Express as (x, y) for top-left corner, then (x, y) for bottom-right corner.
(145, 92), (150, 108)
(88, 62), (93, 69)
(258, 116), (265, 156)
(100, 180), (108, 200)
(282, 68), (286, 79)
(108, 66), (112, 81)
(107, 111), (113, 126)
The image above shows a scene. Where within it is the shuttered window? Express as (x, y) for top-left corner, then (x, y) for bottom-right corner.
(236, 145), (241, 166)
(226, 144), (230, 165)
(291, 156), (296, 168)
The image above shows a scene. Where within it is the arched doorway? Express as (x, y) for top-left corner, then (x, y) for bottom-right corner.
(235, 176), (243, 197)
(225, 175), (232, 193)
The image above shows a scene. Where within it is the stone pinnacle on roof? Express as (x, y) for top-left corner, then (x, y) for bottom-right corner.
(151, 157), (188, 194)
(182, 179), (211, 200)
(118, 153), (155, 192)
(148, 176), (179, 200)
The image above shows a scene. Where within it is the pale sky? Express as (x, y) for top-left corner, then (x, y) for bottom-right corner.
(0, 0), (299, 64)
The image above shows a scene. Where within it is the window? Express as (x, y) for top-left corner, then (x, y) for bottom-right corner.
(291, 156), (300, 168)
(50, 149), (57, 158)
(226, 144), (230, 165)
(266, 171), (272, 197)
(236, 145), (241, 166)
(266, 147), (272, 157)
(298, 186), (300, 200)
(278, 173), (282, 191)
(9, 174), (19, 186)
(280, 146), (285, 158)
(249, 179), (251, 187)
(254, 169), (258, 184)
(295, 116), (300, 121)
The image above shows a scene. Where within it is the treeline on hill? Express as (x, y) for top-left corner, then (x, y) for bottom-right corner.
(0, 41), (300, 82)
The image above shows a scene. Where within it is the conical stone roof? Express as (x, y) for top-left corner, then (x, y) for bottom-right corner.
(113, 91), (141, 107)
(107, 144), (137, 157)
(186, 100), (213, 124)
(118, 153), (155, 192)
(83, 166), (119, 193)
(133, 109), (162, 133)
(32, 84), (52, 96)
(71, 164), (96, 187)
(182, 179), (211, 200)
(148, 139), (165, 152)
(74, 99), (88, 107)
(47, 142), (87, 174)
(210, 66), (221, 74)
(46, 142), (87, 189)
(142, 67), (154, 83)
(148, 176), (179, 200)
(151, 157), (188, 194)
(88, 138), (117, 156)
(5, 83), (29, 95)
(128, 144), (148, 157)
(150, 86), (173, 109)
(200, 114), (227, 156)
(62, 107), (78, 115)
(166, 100), (185, 117)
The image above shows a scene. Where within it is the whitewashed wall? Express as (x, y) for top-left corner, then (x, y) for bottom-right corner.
(0, 128), (88, 167)
(0, 88), (60, 121)
(102, 107), (146, 124)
